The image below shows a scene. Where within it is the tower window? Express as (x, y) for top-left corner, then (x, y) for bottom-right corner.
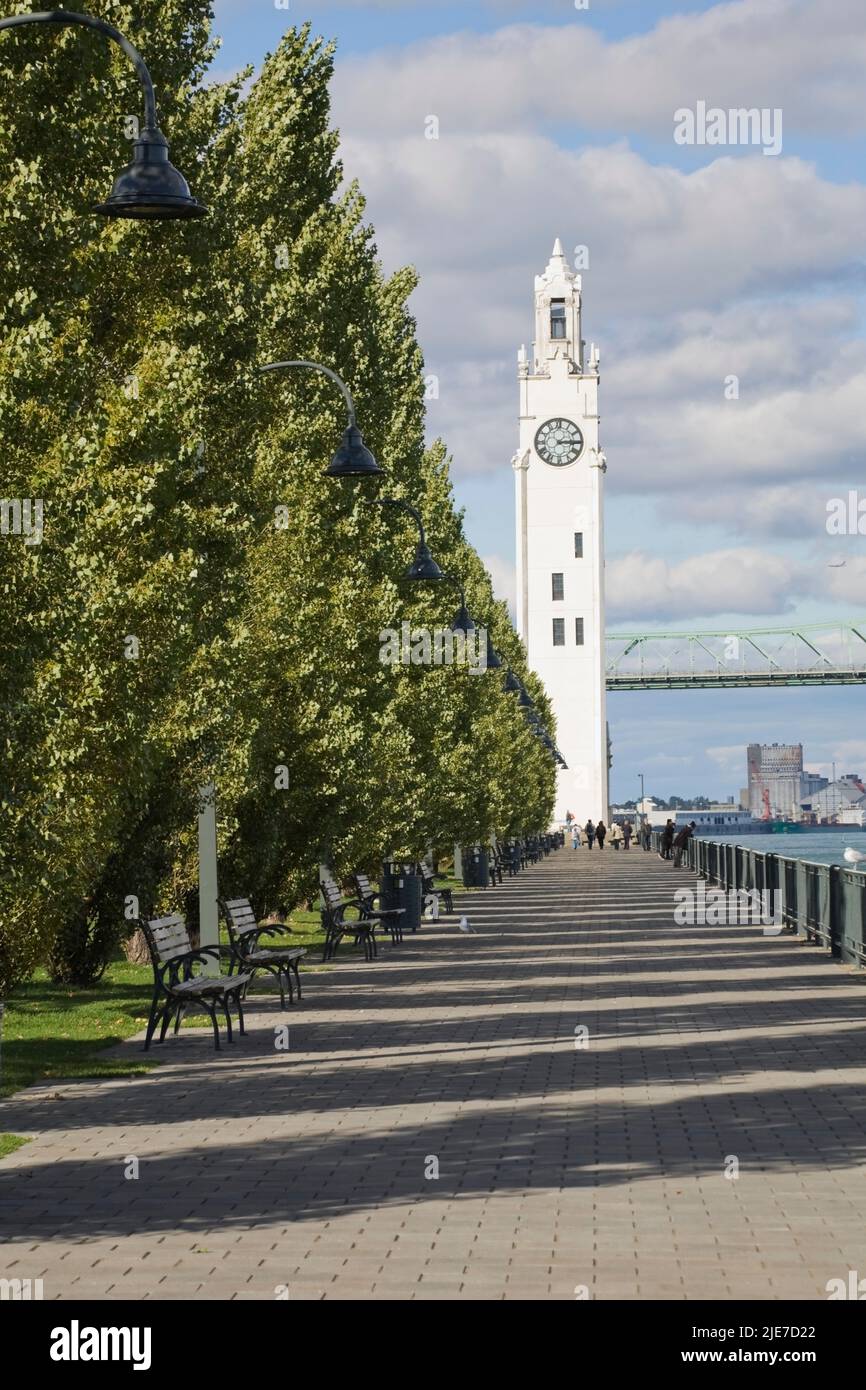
(575, 618), (585, 646)
(551, 572), (564, 601)
(550, 299), (567, 340)
(553, 618), (565, 647)
(574, 532), (583, 558)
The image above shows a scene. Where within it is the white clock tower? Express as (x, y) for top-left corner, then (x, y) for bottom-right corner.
(514, 239), (609, 826)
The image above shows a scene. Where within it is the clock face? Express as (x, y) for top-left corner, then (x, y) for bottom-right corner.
(534, 418), (584, 467)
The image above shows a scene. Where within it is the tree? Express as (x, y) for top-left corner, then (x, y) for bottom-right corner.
(0, 10), (555, 996)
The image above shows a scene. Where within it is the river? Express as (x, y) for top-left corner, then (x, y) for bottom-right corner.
(695, 829), (866, 867)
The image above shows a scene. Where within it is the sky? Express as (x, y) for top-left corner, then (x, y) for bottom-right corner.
(210, 0), (866, 803)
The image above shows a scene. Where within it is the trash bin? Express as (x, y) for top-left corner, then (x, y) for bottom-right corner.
(461, 846), (489, 888)
(380, 861), (423, 933)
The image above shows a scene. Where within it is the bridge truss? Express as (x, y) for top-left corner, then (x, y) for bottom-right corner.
(606, 619), (866, 690)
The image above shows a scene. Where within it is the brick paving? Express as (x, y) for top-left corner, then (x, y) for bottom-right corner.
(3, 845), (866, 1300)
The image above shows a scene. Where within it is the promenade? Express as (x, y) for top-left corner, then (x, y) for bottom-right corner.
(3, 846), (866, 1300)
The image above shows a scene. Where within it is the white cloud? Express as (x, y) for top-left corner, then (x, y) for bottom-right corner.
(824, 556), (866, 607)
(333, 0), (866, 140)
(605, 547), (808, 620)
(481, 551), (516, 619)
(705, 744), (746, 771)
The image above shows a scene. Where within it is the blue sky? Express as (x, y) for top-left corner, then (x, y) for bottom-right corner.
(210, 0), (866, 803)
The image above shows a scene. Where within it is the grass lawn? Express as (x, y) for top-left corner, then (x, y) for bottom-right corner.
(0, 905), (336, 1102)
(0, 875), (466, 1151)
(0, 1133), (30, 1159)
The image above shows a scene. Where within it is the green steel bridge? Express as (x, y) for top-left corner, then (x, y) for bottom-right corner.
(606, 618), (866, 690)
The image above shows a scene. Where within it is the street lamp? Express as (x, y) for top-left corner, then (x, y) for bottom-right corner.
(440, 576), (502, 669)
(195, 365), (379, 964)
(0, 9), (207, 219)
(503, 668), (521, 694)
(368, 497), (444, 579)
(446, 577), (476, 636)
(258, 361), (383, 477)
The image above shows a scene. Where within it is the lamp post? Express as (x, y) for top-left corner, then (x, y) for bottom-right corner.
(368, 497), (444, 579)
(258, 360), (383, 478)
(195, 361), (385, 965)
(0, 8), (207, 218)
(438, 575), (503, 670)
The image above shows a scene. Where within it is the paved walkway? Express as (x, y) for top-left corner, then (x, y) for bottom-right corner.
(3, 847), (866, 1300)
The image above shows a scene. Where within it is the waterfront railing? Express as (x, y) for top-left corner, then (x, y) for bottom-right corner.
(684, 836), (866, 966)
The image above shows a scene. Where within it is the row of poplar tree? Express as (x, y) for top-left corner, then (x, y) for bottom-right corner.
(0, 2), (556, 996)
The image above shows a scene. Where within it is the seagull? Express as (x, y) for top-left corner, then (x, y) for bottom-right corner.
(458, 916), (475, 933)
(828, 560), (846, 568)
(843, 847), (865, 865)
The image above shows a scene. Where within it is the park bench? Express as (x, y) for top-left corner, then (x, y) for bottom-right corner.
(221, 897), (306, 1010)
(419, 858), (454, 915)
(353, 871), (405, 943)
(320, 869), (377, 961)
(139, 913), (252, 1052)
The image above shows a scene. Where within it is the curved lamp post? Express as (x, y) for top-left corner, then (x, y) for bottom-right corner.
(503, 667), (521, 694)
(441, 576), (502, 670)
(446, 577), (476, 636)
(0, 9), (207, 219)
(369, 497), (444, 579)
(258, 360), (383, 478)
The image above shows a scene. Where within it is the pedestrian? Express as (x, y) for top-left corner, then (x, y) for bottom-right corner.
(623, 820), (632, 850)
(585, 818), (594, 850)
(595, 820), (606, 850)
(641, 820), (652, 851)
(659, 819), (675, 860)
(571, 824), (580, 850)
(672, 821), (697, 868)
(610, 822), (622, 850)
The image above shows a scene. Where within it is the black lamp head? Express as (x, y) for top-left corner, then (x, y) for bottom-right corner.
(406, 540), (445, 581)
(517, 686), (535, 710)
(484, 635), (502, 670)
(451, 603), (476, 636)
(94, 126), (207, 220)
(326, 424), (384, 478)
(503, 668), (521, 693)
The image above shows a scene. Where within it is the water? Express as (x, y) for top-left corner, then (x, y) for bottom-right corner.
(696, 830), (866, 868)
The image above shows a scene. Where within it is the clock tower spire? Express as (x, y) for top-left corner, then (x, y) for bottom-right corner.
(515, 239), (608, 826)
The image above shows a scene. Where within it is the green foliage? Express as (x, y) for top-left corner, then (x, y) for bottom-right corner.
(0, 6), (555, 997)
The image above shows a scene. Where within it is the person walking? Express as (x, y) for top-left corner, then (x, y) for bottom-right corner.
(659, 819), (675, 860)
(641, 819), (652, 851)
(571, 824), (580, 850)
(623, 820), (632, 850)
(610, 822), (622, 850)
(595, 820), (607, 850)
(585, 819), (594, 850)
(672, 821), (697, 868)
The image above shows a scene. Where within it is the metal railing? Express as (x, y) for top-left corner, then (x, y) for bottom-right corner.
(685, 837), (866, 966)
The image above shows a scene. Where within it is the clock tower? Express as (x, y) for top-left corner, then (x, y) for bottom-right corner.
(514, 239), (609, 826)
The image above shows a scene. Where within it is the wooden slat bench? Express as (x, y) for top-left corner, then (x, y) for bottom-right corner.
(139, 913), (252, 1052)
(419, 859), (454, 915)
(353, 870), (405, 944)
(320, 869), (376, 961)
(221, 897), (307, 1010)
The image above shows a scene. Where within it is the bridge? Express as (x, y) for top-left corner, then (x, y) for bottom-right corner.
(605, 618), (866, 690)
